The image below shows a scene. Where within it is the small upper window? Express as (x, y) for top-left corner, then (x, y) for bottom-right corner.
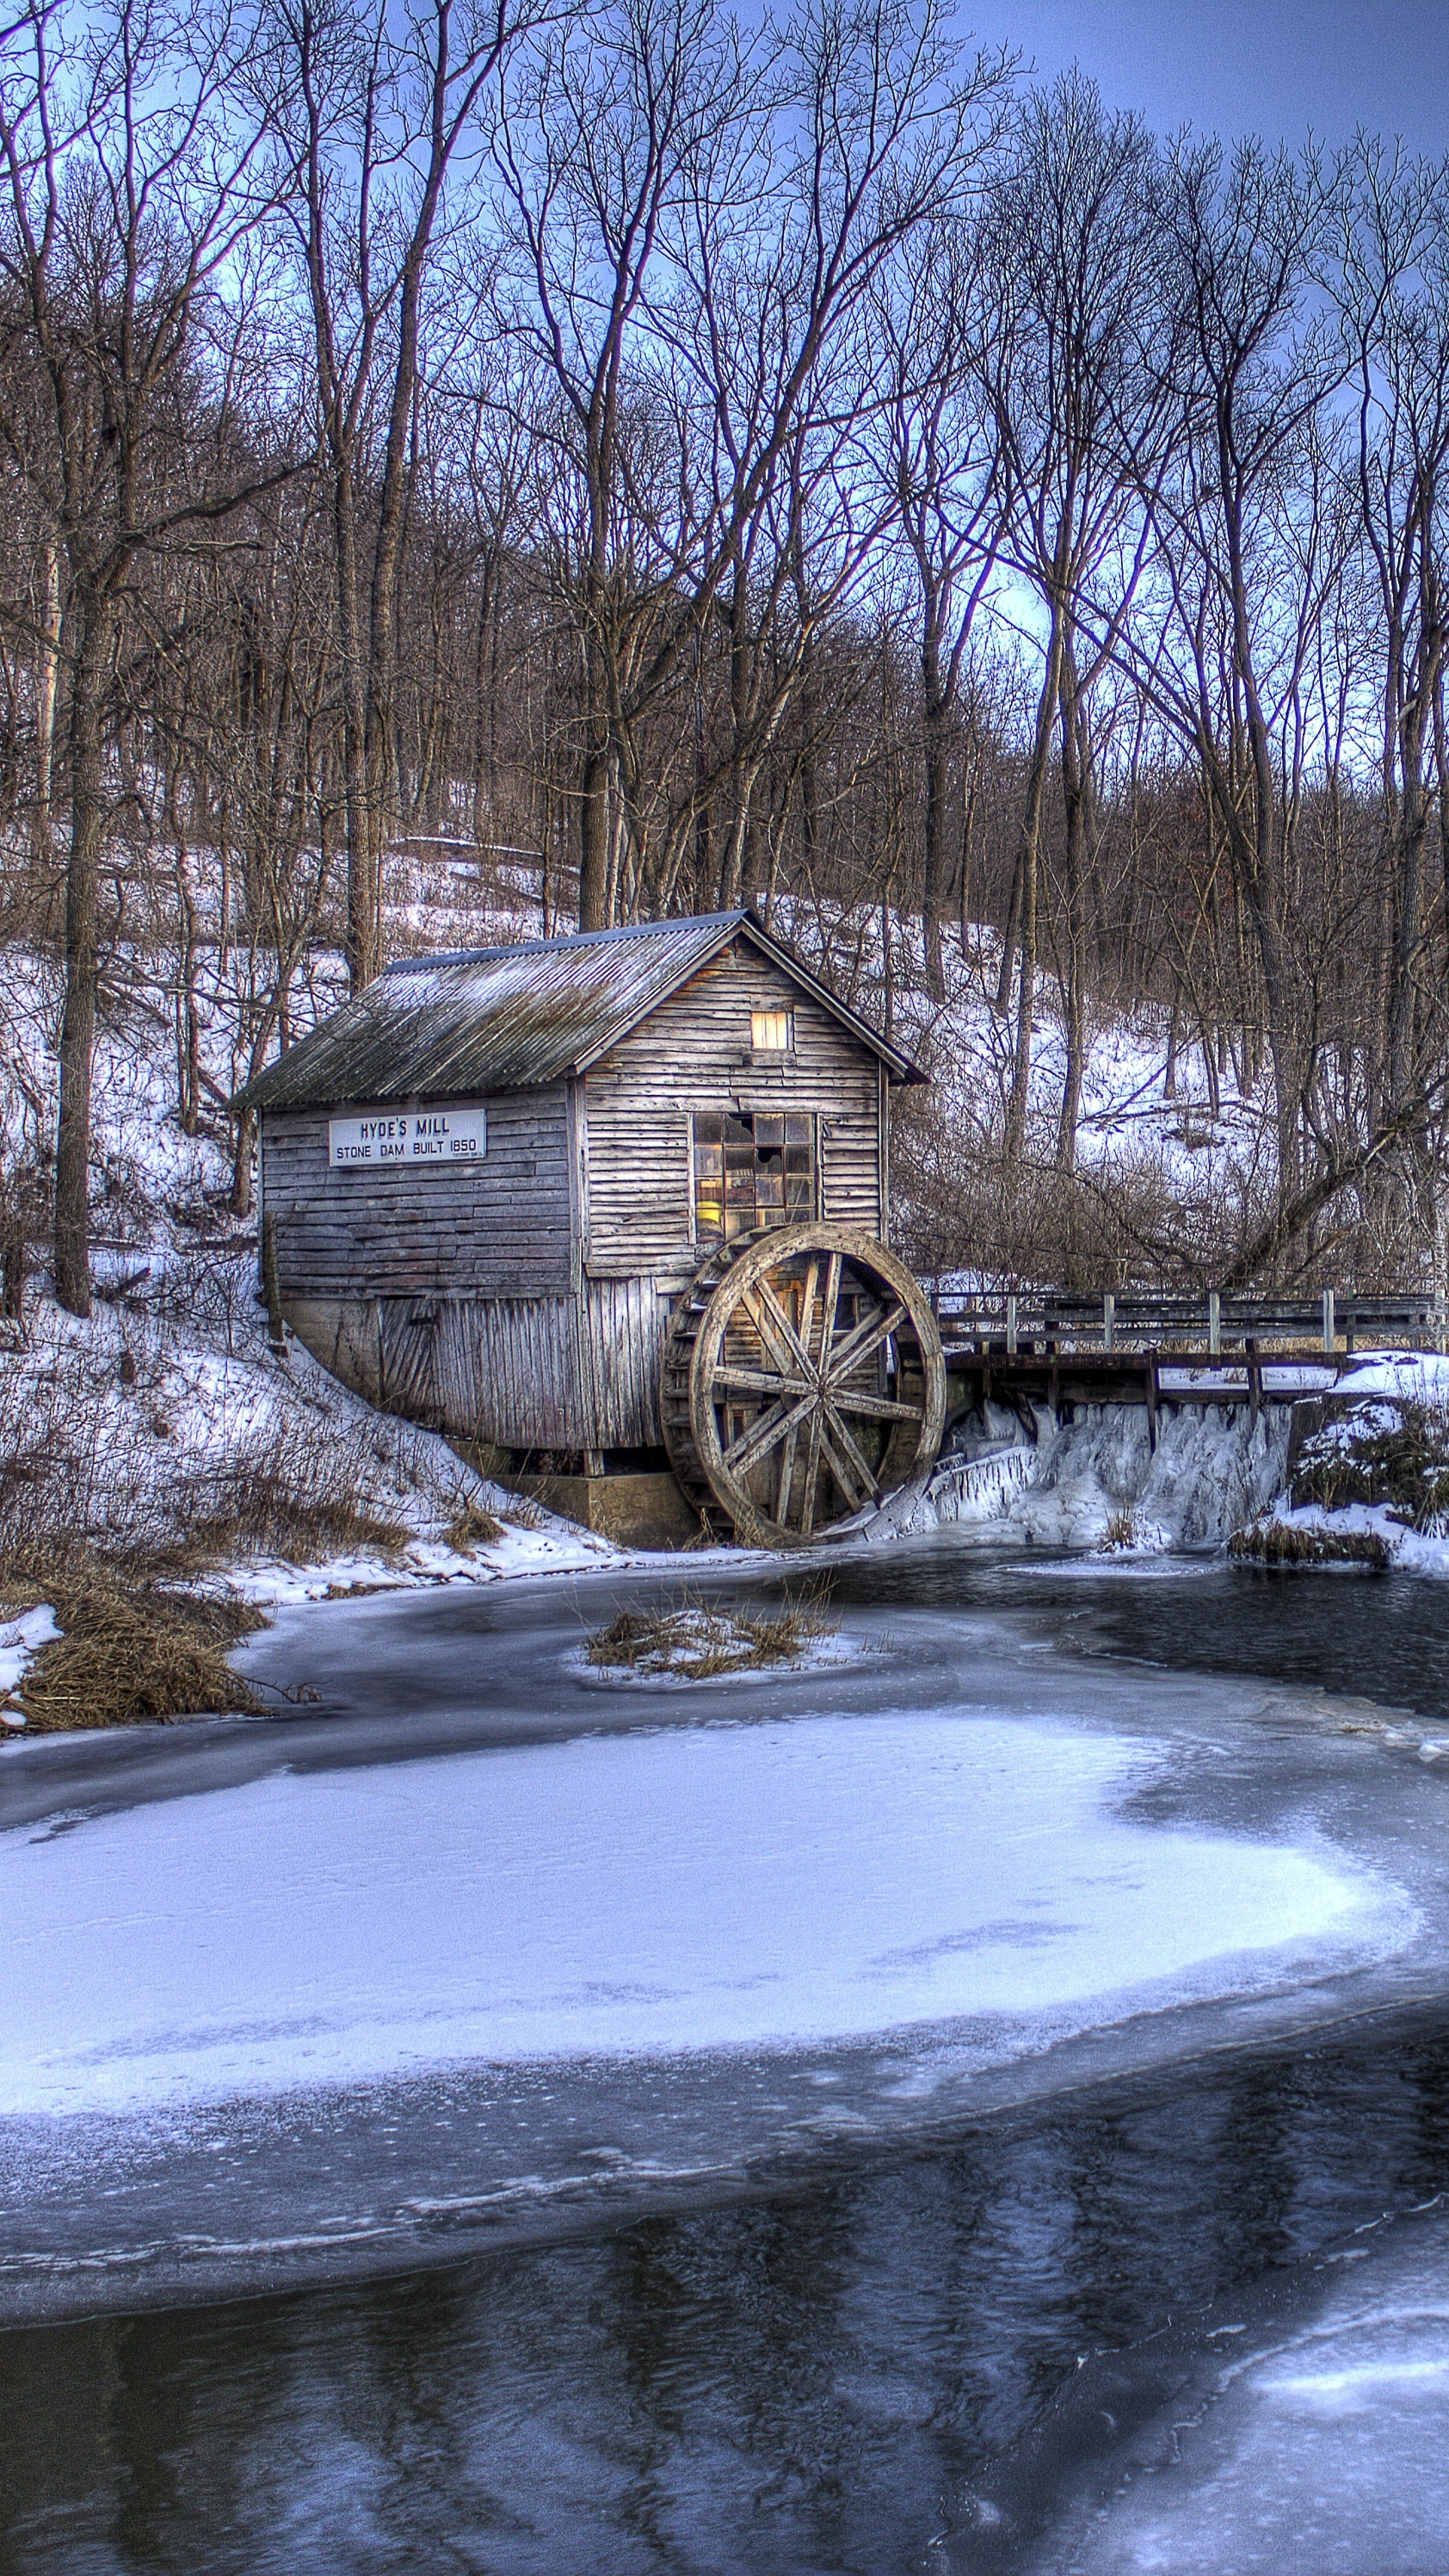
(751, 1009), (794, 1053)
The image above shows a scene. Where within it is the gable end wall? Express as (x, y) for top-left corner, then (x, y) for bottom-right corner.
(583, 942), (884, 1276)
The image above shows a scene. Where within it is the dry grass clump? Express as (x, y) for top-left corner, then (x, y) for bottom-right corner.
(0, 1544), (266, 1731)
(444, 1498), (506, 1554)
(1100, 1511), (1139, 1552)
(163, 1436), (415, 1570)
(586, 1585), (835, 1681)
(1230, 1520), (1391, 1569)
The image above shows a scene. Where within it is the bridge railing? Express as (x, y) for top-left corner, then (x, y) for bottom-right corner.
(932, 1288), (1448, 1358)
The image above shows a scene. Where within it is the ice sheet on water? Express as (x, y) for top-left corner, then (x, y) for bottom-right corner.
(0, 1708), (1404, 2116)
(1054, 2208), (1449, 2576)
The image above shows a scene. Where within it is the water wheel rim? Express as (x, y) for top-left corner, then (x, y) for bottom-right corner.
(686, 1225), (946, 1549)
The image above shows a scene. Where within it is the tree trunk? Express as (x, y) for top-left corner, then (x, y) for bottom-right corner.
(54, 596), (113, 1317)
(922, 678), (949, 1002)
(1005, 602), (1065, 1162)
(334, 461), (375, 991)
(34, 536), (60, 856)
(578, 738), (614, 930)
(1054, 634), (1091, 1171)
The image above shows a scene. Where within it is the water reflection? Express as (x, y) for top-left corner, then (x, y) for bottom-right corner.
(828, 1546), (1449, 1720)
(6, 2016), (1449, 2574)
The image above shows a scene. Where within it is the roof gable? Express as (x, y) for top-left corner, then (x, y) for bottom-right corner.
(234, 911), (923, 1113)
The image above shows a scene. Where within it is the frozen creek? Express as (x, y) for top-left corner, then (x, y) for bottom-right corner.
(6, 1542), (1449, 2572)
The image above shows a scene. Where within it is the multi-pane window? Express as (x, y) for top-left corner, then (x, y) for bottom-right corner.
(750, 1009), (794, 1053)
(693, 1111), (815, 1242)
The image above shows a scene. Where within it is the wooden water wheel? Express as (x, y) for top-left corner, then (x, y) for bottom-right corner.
(661, 1224), (946, 1548)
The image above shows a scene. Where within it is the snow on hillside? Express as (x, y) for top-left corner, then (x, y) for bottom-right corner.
(769, 897), (1271, 1217)
(0, 888), (621, 1608)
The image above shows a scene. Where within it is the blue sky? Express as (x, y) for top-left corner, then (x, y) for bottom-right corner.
(965, 1), (1449, 150)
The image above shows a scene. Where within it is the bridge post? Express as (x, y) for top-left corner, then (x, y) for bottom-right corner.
(1321, 1288), (1335, 1354)
(1208, 1290), (1221, 1356)
(1102, 1292), (1114, 1353)
(1006, 1293), (1018, 1356)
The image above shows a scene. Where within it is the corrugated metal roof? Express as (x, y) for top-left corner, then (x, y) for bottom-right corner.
(235, 911), (922, 1112)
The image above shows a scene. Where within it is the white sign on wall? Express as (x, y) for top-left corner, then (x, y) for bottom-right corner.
(328, 1105), (487, 1170)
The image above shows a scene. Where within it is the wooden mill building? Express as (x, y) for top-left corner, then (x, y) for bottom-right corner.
(239, 909), (925, 1541)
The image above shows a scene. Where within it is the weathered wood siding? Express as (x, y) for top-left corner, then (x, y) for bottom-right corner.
(349, 1277), (668, 1449)
(577, 1275), (670, 1445)
(583, 940), (885, 1276)
(262, 1087), (571, 1301)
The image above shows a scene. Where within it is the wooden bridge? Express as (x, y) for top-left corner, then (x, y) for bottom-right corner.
(931, 1288), (1448, 1440)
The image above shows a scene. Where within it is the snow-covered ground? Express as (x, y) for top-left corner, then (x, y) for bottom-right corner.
(0, 1269), (620, 1608)
(1231, 1349), (1449, 1576)
(0, 1603), (58, 1720)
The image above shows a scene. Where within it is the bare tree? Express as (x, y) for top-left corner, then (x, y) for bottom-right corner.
(274, 0), (544, 990)
(1120, 133), (1347, 1204)
(876, 209), (1007, 997)
(1332, 140), (1449, 1148)
(984, 77), (1175, 1163)
(0, 0), (288, 1312)
(493, 0), (1012, 925)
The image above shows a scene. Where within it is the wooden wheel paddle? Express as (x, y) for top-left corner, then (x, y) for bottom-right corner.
(661, 1225), (946, 1548)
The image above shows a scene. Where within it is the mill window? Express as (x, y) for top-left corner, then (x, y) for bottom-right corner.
(693, 1110), (815, 1242)
(750, 1009), (794, 1053)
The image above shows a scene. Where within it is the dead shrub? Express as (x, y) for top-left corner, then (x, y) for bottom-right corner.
(162, 1430), (414, 1569)
(1100, 1512), (1138, 1552)
(1291, 1400), (1449, 1535)
(0, 1543), (265, 1731)
(586, 1583), (835, 1680)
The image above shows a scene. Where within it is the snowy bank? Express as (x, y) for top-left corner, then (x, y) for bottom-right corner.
(1234, 1349), (1449, 1572)
(0, 1281), (621, 1601)
(0, 1603), (59, 1725)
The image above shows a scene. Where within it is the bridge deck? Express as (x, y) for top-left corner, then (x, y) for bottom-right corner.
(934, 1292), (1446, 1430)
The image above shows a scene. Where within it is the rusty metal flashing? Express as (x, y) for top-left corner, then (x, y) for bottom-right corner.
(231, 910), (925, 1114)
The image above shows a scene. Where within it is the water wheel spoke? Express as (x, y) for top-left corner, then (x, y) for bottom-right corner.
(742, 1281), (813, 1381)
(713, 1362), (813, 1399)
(775, 1417), (802, 1527)
(828, 1386), (925, 1424)
(798, 1403), (827, 1537)
(819, 1404), (879, 1510)
(798, 1257), (821, 1368)
(826, 1299), (907, 1383)
(813, 1254), (843, 1368)
(723, 1390), (814, 1478)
